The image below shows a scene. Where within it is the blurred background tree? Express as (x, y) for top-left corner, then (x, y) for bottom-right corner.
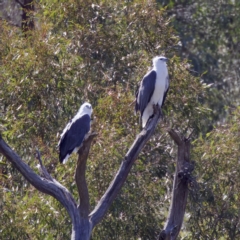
(0, 0), (239, 239)
(159, 0), (240, 124)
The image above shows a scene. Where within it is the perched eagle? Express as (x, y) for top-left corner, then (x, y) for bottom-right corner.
(58, 102), (92, 164)
(135, 56), (169, 128)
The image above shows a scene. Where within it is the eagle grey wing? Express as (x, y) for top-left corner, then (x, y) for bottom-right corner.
(135, 70), (156, 116)
(162, 75), (169, 107)
(57, 121), (72, 147)
(59, 114), (91, 163)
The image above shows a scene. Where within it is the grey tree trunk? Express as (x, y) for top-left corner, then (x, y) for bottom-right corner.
(159, 130), (194, 240)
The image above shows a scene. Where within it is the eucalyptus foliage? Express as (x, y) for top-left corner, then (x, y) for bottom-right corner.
(0, 0), (223, 239)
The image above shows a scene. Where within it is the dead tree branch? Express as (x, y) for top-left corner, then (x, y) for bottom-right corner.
(0, 135), (80, 240)
(0, 104), (162, 239)
(159, 129), (194, 240)
(89, 105), (162, 227)
(75, 133), (97, 218)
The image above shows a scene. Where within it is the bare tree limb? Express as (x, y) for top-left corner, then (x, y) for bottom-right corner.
(168, 129), (182, 146)
(89, 105), (162, 227)
(36, 149), (54, 181)
(159, 129), (194, 240)
(75, 133), (97, 218)
(0, 135), (81, 239)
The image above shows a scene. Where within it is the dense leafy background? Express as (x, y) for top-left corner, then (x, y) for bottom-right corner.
(0, 0), (239, 239)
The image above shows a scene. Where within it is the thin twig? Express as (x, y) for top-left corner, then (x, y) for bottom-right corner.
(36, 149), (53, 181)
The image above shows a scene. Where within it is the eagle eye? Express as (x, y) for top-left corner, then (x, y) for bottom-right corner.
(159, 57), (167, 62)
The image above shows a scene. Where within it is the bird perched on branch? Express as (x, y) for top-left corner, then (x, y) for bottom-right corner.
(58, 102), (92, 163)
(135, 56), (169, 128)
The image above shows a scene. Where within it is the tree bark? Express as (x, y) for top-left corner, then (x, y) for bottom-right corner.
(74, 133), (97, 239)
(159, 129), (194, 240)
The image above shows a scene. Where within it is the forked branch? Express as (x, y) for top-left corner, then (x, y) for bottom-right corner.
(0, 104), (162, 240)
(0, 135), (79, 230)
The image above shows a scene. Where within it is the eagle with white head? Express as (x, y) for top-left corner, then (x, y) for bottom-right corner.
(135, 56), (169, 127)
(58, 102), (92, 163)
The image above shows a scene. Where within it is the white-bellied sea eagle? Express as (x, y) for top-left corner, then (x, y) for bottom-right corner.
(135, 56), (169, 128)
(58, 102), (92, 164)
